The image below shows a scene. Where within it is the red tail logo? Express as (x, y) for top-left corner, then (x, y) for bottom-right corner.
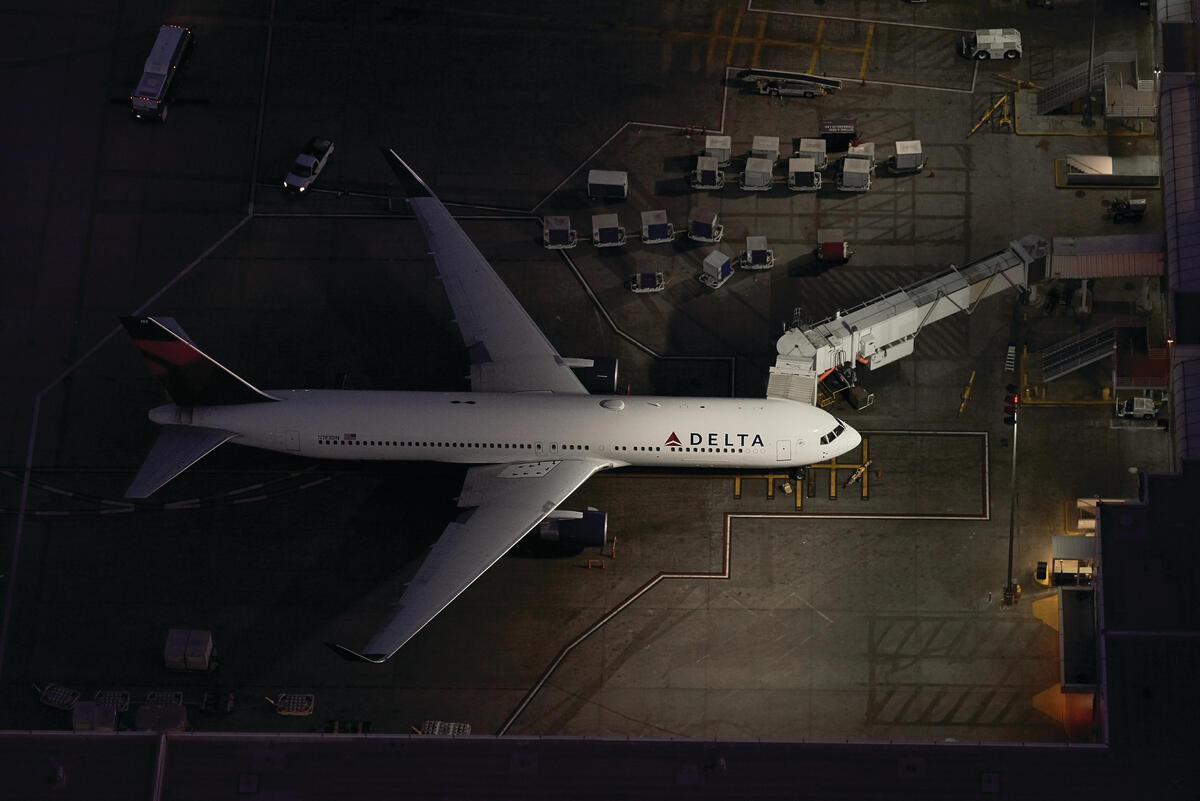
(664, 432), (682, 447)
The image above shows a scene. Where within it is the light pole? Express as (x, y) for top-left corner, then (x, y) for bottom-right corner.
(1082, 0), (1098, 127)
(1003, 390), (1019, 605)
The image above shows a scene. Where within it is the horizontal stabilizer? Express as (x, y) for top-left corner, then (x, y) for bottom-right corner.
(126, 424), (237, 498)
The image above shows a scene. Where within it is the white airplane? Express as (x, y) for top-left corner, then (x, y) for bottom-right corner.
(121, 148), (862, 663)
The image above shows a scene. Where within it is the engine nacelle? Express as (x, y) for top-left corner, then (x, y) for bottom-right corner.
(563, 356), (618, 394)
(535, 508), (608, 549)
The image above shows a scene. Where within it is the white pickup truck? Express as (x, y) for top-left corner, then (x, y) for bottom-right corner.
(283, 137), (335, 194)
(1115, 397), (1156, 419)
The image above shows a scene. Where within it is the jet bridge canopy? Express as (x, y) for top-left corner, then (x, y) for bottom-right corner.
(773, 236), (1046, 380)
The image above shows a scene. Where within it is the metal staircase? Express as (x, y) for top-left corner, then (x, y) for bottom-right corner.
(766, 362), (818, 405)
(1036, 316), (1143, 382)
(1035, 51), (1136, 115)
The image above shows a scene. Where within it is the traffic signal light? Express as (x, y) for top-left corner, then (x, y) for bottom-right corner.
(1003, 387), (1018, 425)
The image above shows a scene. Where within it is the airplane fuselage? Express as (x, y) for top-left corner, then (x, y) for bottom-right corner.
(150, 390), (861, 470)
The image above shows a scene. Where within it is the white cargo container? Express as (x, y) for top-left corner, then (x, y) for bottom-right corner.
(591, 213), (626, 247)
(888, 140), (925, 174)
(691, 156), (724, 190)
(73, 701), (117, 733)
(185, 630), (213, 670)
(699, 251), (734, 289)
(788, 156), (821, 191)
(846, 142), (875, 168)
(741, 157), (774, 191)
(741, 236), (775, 270)
(587, 169), (628, 199)
(163, 628), (214, 671)
(626, 271), (667, 293)
(688, 208), (723, 242)
(640, 210), (674, 244)
(837, 143), (875, 192)
(751, 135), (780, 163)
(796, 138), (828, 169)
(543, 216), (577, 249)
(704, 134), (732, 166)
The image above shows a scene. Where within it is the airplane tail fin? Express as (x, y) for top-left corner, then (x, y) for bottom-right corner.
(126, 424), (237, 499)
(120, 316), (278, 406)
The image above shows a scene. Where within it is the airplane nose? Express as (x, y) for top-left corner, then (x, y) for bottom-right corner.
(840, 422), (862, 455)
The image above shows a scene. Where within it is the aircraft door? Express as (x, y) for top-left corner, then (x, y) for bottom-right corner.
(285, 430), (301, 452)
(775, 439), (791, 461)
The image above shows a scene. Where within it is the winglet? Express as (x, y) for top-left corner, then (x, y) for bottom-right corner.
(380, 148), (433, 199)
(325, 642), (387, 664)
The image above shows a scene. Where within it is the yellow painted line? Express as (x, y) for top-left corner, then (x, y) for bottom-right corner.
(1032, 594), (1059, 631)
(733, 474), (742, 498)
(658, 28), (821, 50)
(859, 438), (869, 499)
(808, 18), (825, 74)
(750, 15), (768, 68)
(704, 5), (725, 73)
(858, 23), (874, 81)
(1022, 398), (1119, 406)
(813, 43), (868, 54)
(1032, 684), (1066, 727)
(724, 5), (746, 67)
(828, 456), (838, 500)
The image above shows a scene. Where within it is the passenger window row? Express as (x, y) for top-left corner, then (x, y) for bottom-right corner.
(319, 440), (556, 449)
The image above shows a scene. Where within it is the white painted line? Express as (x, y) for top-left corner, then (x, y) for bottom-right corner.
(804, 598), (834, 624)
(745, 1), (974, 33)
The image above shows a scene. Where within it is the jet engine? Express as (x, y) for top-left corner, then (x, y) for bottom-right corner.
(563, 357), (619, 394)
(532, 508), (608, 550)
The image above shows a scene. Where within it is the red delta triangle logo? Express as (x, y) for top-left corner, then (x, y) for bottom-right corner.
(664, 432), (682, 447)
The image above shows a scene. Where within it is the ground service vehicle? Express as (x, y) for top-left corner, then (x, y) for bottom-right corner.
(739, 69), (841, 98)
(283, 137), (335, 193)
(1109, 198), (1147, 223)
(130, 25), (193, 121)
(959, 28), (1022, 60)
(1115, 397), (1156, 419)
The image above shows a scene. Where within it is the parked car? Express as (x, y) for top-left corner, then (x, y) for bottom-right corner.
(283, 137), (335, 193)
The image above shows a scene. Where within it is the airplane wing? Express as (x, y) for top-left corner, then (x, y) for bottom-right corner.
(381, 148), (589, 395)
(330, 458), (609, 663)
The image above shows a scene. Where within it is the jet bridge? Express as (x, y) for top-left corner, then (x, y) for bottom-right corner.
(769, 236), (1046, 401)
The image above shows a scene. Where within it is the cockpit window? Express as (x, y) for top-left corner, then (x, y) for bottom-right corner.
(819, 422), (846, 446)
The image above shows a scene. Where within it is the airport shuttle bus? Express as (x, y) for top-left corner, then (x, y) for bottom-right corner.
(130, 24), (193, 121)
